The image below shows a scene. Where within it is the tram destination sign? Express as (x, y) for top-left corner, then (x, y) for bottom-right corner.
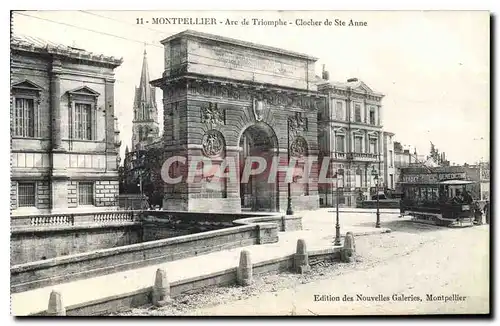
(401, 172), (466, 184)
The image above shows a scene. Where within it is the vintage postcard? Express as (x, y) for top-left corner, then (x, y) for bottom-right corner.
(9, 10), (490, 316)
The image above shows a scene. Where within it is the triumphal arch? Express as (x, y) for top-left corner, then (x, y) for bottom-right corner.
(151, 30), (325, 213)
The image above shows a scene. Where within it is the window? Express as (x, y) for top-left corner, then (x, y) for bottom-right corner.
(369, 139), (377, 154)
(354, 136), (362, 153)
(389, 174), (394, 189)
(354, 104), (362, 122)
(74, 103), (92, 140)
(369, 108), (376, 125)
(335, 101), (344, 121)
(389, 150), (394, 167)
(18, 182), (36, 207)
(14, 98), (35, 137)
(335, 134), (345, 152)
(355, 173), (362, 187)
(429, 187), (439, 202)
(78, 182), (94, 205)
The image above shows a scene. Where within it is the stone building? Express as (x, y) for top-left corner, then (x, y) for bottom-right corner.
(10, 35), (122, 215)
(150, 30), (324, 213)
(131, 49), (160, 150)
(462, 162), (490, 201)
(393, 141), (412, 190)
(479, 162), (490, 201)
(316, 77), (388, 207)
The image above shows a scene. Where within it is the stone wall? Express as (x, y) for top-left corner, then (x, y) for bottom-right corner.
(36, 181), (50, 209)
(161, 31), (318, 91)
(10, 181), (17, 210)
(11, 223), (143, 265)
(67, 181), (78, 208)
(95, 180), (119, 207)
(11, 224), (266, 293)
(11, 210), (298, 293)
(357, 199), (400, 209)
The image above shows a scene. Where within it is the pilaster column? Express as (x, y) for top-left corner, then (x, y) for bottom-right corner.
(50, 60), (62, 150)
(105, 78), (116, 153)
(50, 59), (68, 212)
(378, 105), (382, 126)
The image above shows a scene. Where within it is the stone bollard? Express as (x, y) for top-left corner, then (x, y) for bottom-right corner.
(294, 239), (311, 274)
(346, 231), (356, 252)
(152, 268), (171, 307)
(236, 250), (253, 286)
(47, 290), (66, 316)
(341, 232), (356, 263)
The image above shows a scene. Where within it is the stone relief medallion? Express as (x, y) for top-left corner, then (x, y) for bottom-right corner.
(253, 97), (265, 122)
(202, 130), (224, 157)
(290, 136), (308, 157)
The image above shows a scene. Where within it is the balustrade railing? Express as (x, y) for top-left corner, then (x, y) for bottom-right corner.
(335, 152), (378, 161)
(30, 215), (74, 227)
(93, 212), (135, 223)
(11, 210), (142, 229)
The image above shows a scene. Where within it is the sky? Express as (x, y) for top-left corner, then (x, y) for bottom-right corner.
(12, 10), (490, 165)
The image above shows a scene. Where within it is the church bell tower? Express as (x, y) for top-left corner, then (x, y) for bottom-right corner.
(131, 49), (159, 150)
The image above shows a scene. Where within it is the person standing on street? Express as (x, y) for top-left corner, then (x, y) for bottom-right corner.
(473, 201), (483, 225)
(484, 200), (490, 225)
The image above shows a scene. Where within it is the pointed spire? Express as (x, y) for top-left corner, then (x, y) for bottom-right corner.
(135, 47), (155, 113)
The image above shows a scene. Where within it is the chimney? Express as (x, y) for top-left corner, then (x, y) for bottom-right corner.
(347, 78), (358, 82)
(322, 64), (329, 80)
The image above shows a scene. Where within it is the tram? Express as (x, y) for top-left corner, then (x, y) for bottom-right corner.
(398, 167), (480, 227)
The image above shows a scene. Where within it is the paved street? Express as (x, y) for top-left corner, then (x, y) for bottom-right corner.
(192, 218), (490, 315)
(116, 209), (489, 316)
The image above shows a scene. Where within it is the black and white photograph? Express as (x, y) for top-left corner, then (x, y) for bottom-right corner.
(8, 9), (491, 317)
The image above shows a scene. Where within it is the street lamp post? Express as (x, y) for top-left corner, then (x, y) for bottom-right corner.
(334, 168), (344, 246)
(371, 166), (381, 228)
(286, 118), (294, 216)
(134, 150), (146, 209)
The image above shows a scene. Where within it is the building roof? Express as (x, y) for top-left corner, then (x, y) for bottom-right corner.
(317, 78), (384, 97)
(160, 29), (318, 61)
(11, 34), (123, 67)
(438, 180), (476, 185)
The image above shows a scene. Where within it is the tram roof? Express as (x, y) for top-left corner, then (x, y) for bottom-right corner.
(438, 179), (476, 185)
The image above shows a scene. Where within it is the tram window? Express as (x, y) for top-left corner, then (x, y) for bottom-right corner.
(421, 187), (428, 201)
(429, 187), (438, 201)
(405, 187), (413, 200)
(413, 187), (421, 201)
(409, 186), (417, 200)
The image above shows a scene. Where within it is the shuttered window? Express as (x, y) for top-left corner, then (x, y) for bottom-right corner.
(14, 98), (35, 137)
(74, 103), (92, 140)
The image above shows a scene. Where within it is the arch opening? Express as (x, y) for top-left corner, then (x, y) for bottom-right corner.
(238, 123), (279, 212)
